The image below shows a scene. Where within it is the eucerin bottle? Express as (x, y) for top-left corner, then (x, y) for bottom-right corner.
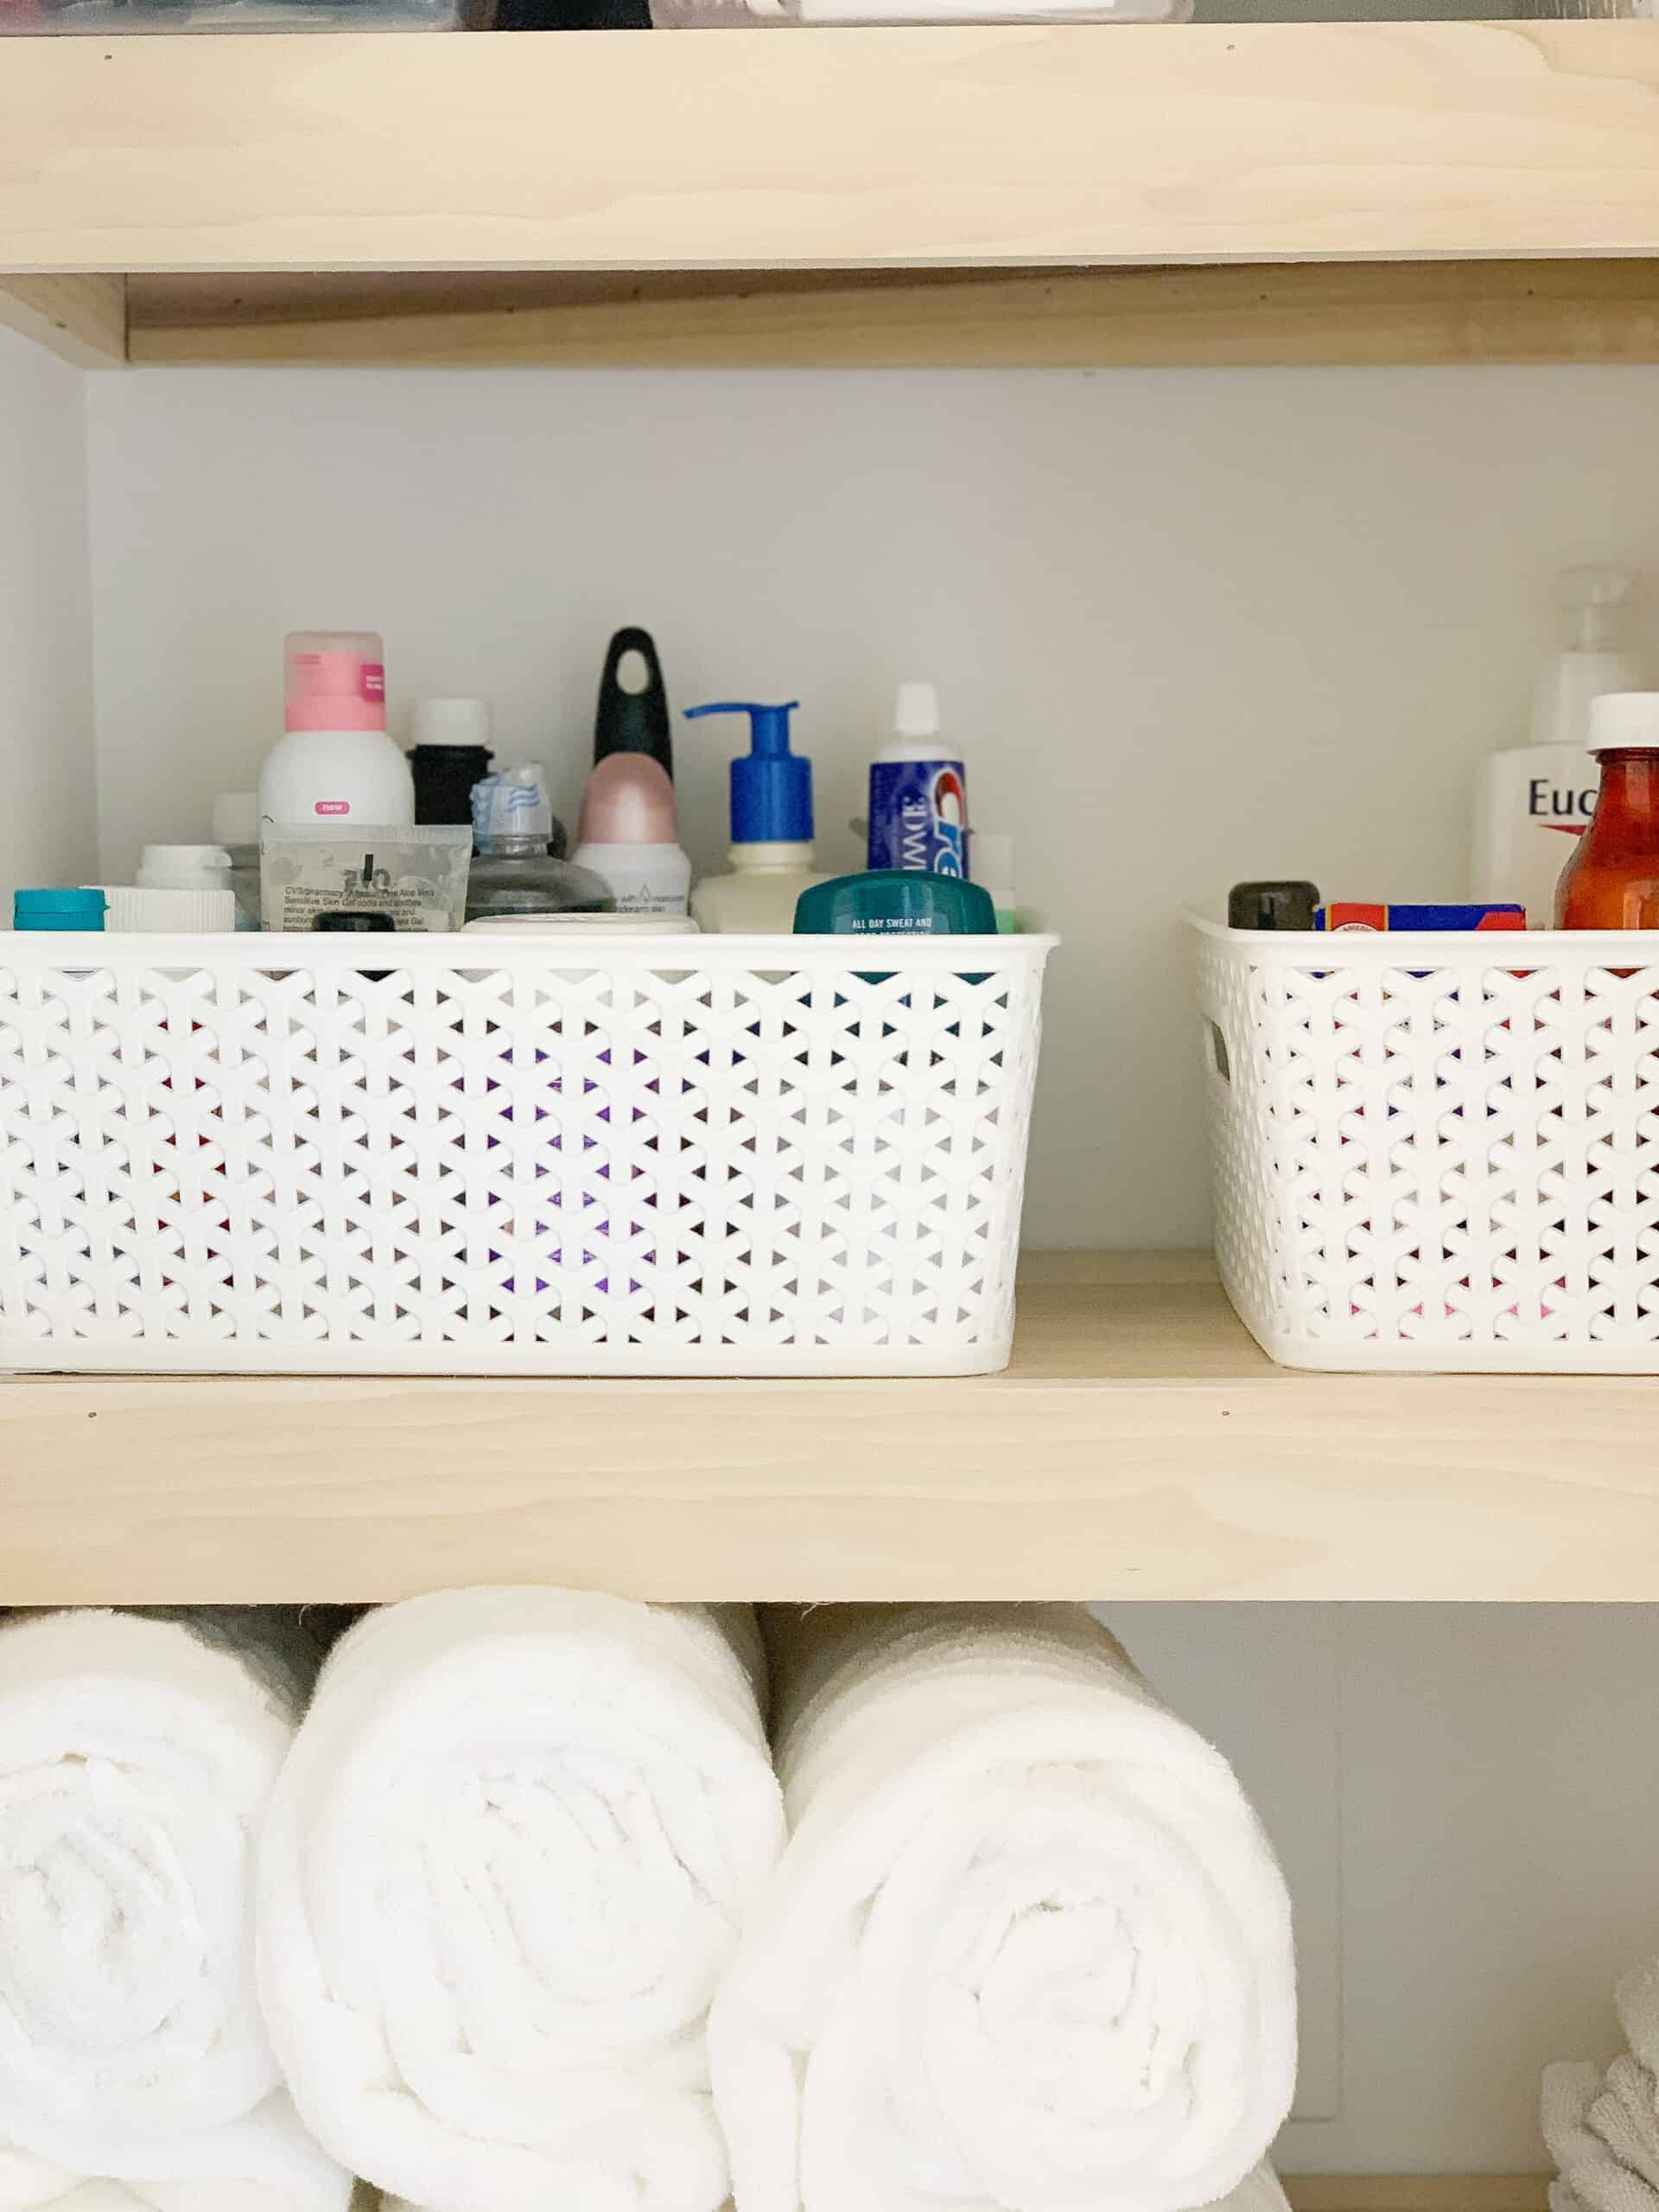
(1471, 569), (1641, 926)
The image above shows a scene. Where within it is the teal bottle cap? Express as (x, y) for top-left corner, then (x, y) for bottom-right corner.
(14, 887), (106, 931)
(793, 869), (996, 936)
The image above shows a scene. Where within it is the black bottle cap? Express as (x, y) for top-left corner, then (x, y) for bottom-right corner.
(410, 743), (495, 829)
(594, 627), (673, 777)
(1229, 880), (1320, 931)
(315, 911), (397, 933)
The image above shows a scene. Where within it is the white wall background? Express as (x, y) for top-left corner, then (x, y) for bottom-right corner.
(1116, 1605), (1659, 2176)
(0, 328), (97, 898)
(71, 358), (1659, 2173)
(86, 362), (1659, 1249)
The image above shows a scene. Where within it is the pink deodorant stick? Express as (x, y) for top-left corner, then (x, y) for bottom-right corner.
(573, 754), (692, 918)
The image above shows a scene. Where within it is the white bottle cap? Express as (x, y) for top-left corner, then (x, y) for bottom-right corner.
(893, 681), (941, 740)
(137, 844), (234, 891)
(1590, 692), (1659, 751)
(212, 793), (260, 848)
(412, 697), (493, 749)
(101, 886), (238, 933)
(472, 763), (553, 844)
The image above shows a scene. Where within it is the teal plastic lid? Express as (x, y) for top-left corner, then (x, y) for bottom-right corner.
(793, 869), (996, 936)
(14, 887), (106, 931)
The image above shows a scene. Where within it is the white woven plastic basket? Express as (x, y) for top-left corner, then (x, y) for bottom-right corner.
(0, 931), (1053, 1377)
(1195, 917), (1659, 1372)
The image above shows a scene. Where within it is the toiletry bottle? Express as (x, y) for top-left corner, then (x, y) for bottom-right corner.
(1556, 693), (1659, 927)
(684, 702), (830, 933)
(1473, 567), (1641, 925)
(14, 888), (105, 931)
(572, 753), (692, 916)
(594, 627), (673, 777)
(410, 696), (500, 825)
(212, 794), (263, 930)
(794, 870), (996, 936)
(261, 631), (414, 829)
(465, 764), (614, 923)
(868, 681), (967, 877)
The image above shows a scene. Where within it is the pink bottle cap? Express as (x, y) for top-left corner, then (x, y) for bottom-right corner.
(577, 753), (680, 846)
(284, 630), (386, 734)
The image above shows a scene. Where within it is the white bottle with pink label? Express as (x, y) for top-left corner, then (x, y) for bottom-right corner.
(260, 630), (414, 829)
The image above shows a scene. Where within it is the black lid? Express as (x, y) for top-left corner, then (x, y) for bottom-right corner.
(1228, 880), (1320, 931)
(315, 911), (397, 933)
(594, 627), (672, 777)
(410, 744), (495, 830)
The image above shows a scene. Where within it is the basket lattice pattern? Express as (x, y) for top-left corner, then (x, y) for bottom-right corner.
(0, 939), (1048, 1376)
(1198, 927), (1659, 1371)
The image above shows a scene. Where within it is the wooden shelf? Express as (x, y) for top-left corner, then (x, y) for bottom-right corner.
(6, 24), (1659, 368)
(1283, 2182), (1546, 2212)
(117, 259), (1659, 371)
(3, 1252), (1659, 1605)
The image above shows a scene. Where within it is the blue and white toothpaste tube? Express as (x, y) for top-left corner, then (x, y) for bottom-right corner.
(867, 681), (969, 878)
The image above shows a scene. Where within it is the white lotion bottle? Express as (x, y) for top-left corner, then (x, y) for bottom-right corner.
(260, 631), (414, 828)
(1472, 568), (1641, 925)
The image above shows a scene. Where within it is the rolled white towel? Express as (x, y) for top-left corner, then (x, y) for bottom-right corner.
(709, 1602), (1297, 2212)
(1544, 1956), (1659, 2212)
(258, 1589), (786, 2212)
(0, 1608), (351, 2212)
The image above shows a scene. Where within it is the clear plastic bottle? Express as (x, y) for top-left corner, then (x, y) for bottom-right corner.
(464, 764), (614, 924)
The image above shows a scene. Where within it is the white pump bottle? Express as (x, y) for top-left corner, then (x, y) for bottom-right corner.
(1471, 567), (1642, 926)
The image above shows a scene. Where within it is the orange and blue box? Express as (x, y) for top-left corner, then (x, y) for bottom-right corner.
(1316, 902), (1527, 932)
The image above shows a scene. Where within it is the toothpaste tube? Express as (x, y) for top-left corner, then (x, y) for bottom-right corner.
(868, 681), (968, 878)
(1317, 902), (1527, 932)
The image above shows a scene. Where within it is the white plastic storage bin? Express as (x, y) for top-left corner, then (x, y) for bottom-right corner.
(0, 931), (1053, 1377)
(1195, 916), (1659, 1373)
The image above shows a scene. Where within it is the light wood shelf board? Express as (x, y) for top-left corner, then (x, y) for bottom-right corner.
(1284, 2182), (1548, 2212)
(9, 25), (1659, 277)
(3, 1256), (1659, 1605)
(0, 276), (126, 368)
(124, 260), (1659, 370)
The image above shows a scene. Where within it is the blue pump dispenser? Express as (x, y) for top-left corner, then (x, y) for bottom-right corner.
(684, 702), (812, 843)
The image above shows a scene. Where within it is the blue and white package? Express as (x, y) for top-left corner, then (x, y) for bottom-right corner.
(867, 682), (969, 877)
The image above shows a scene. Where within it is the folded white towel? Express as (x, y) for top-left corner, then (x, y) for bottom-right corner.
(709, 1603), (1297, 2212)
(258, 1589), (786, 2212)
(1544, 1956), (1659, 2212)
(0, 1608), (351, 2212)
